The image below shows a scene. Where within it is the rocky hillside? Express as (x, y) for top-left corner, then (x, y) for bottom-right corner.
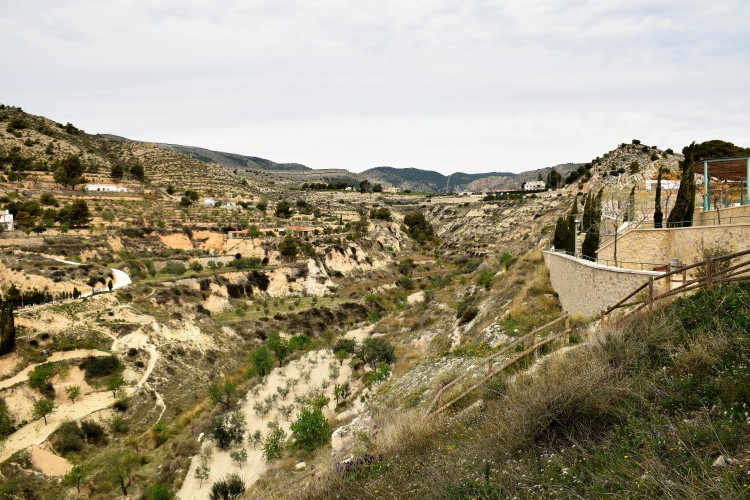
(581, 141), (683, 189)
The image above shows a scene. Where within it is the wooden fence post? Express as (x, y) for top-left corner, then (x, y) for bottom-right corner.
(706, 257), (713, 290)
(648, 278), (654, 308)
(488, 358), (493, 374)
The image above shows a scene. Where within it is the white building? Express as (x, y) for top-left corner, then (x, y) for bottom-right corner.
(522, 180), (547, 191)
(0, 210), (14, 231)
(645, 179), (680, 191)
(85, 184), (128, 193)
(203, 198), (237, 208)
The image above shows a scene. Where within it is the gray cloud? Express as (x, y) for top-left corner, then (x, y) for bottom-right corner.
(1, 0), (748, 173)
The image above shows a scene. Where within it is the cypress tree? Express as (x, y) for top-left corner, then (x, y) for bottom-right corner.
(581, 193), (593, 233)
(565, 195), (578, 254)
(553, 216), (566, 250)
(654, 167), (663, 228)
(581, 189), (603, 260)
(0, 302), (16, 355)
(581, 191), (601, 234)
(667, 143), (697, 227)
(627, 186), (635, 222)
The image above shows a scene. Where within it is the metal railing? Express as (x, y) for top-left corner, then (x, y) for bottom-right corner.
(601, 214), (750, 236)
(548, 248), (667, 272)
(601, 248), (750, 322)
(424, 314), (571, 419)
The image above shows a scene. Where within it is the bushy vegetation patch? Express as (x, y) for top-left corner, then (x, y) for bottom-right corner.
(300, 284), (750, 499)
(81, 355), (122, 380)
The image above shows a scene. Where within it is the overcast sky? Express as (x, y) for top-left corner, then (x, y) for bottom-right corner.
(1, 1), (748, 174)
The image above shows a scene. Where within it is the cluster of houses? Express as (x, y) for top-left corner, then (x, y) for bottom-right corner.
(85, 184), (128, 193)
(228, 225), (313, 238)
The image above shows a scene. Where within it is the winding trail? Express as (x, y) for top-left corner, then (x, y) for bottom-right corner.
(0, 256), (149, 465)
(0, 340), (158, 463)
(0, 349), (110, 391)
(46, 257), (131, 297)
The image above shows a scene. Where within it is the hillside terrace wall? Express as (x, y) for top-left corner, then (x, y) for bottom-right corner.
(543, 250), (662, 317)
(694, 205), (750, 226)
(598, 223), (750, 268)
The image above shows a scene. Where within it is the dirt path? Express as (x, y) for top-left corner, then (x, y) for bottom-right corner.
(0, 349), (110, 390)
(178, 348), (353, 499)
(0, 390), (125, 463)
(0, 343), (157, 464)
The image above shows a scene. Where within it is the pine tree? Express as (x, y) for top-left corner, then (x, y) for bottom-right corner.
(654, 167), (663, 228)
(0, 302), (16, 355)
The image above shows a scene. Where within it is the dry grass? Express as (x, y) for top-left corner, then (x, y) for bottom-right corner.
(285, 284), (750, 499)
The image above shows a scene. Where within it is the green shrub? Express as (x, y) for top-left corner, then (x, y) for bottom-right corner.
(477, 270), (494, 290)
(209, 473), (245, 500)
(163, 261), (186, 275)
(358, 338), (396, 369)
(80, 420), (106, 444)
(207, 411), (246, 449)
(290, 408), (331, 452)
(289, 334), (312, 351)
(249, 346), (273, 378)
(81, 355), (122, 380)
(147, 483), (175, 500)
(110, 414), (128, 433)
(262, 423), (287, 462)
(333, 338), (356, 355)
(28, 363), (56, 391)
(53, 421), (84, 454)
(0, 399), (13, 438)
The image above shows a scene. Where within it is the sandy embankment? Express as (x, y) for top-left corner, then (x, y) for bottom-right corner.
(178, 348), (354, 500)
(30, 445), (73, 476)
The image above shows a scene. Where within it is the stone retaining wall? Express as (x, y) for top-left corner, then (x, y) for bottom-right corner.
(543, 250), (662, 317)
(597, 223), (750, 267)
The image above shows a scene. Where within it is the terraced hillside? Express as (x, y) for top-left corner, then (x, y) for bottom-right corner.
(0, 105), (267, 199)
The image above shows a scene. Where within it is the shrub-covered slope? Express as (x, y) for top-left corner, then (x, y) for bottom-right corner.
(299, 283), (750, 499)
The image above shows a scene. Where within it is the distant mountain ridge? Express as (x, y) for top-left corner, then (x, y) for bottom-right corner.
(361, 164), (582, 193)
(151, 142), (581, 193)
(156, 143), (311, 172)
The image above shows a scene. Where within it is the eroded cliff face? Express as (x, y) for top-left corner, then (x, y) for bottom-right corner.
(322, 243), (389, 275)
